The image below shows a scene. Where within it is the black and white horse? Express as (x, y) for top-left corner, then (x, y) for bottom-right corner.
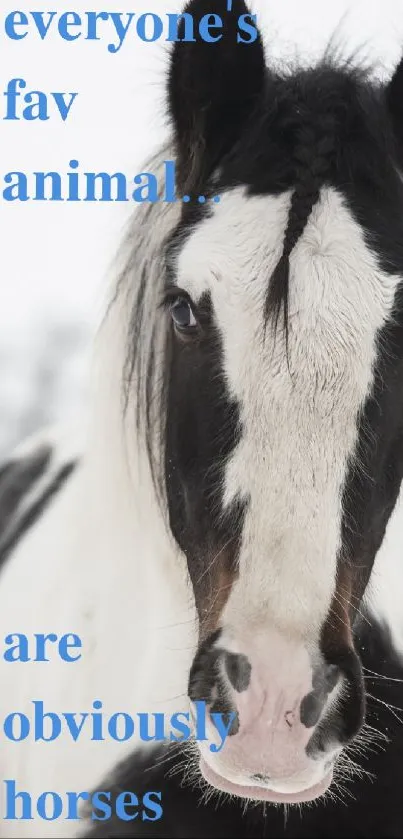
(1, 1), (403, 836)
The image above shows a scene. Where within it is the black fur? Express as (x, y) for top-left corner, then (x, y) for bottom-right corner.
(0, 448), (77, 566)
(386, 57), (403, 164)
(164, 291), (246, 626)
(168, 0), (266, 195)
(0, 446), (51, 535)
(340, 285), (403, 600)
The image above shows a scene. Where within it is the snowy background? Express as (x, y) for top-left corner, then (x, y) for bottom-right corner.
(1, 0), (403, 458)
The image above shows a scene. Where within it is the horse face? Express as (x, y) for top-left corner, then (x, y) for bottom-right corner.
(163, 0), (403, 803)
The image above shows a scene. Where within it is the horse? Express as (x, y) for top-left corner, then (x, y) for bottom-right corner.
(1, 0), (403, 836)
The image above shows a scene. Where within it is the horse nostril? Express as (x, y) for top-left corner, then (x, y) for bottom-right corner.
(300, 692), (324, 728)
(301, 662), (342, 729)
(225, 652), (252, 693)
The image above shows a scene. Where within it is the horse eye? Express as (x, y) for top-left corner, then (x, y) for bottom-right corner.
(170, 297), (197, 333)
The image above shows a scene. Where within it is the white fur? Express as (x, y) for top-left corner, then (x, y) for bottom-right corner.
(176, 186), (402, 642)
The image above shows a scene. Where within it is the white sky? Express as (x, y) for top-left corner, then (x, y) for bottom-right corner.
(1, 0), (403, 449)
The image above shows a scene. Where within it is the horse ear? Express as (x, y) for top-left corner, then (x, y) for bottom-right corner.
(168, 0), (266, 195)
(386, 57), (403, 156)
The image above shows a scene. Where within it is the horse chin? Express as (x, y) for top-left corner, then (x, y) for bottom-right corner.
(199, 757), (333, 805)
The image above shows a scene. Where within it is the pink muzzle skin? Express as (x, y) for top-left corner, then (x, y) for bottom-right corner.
(200, 757), (333, 804)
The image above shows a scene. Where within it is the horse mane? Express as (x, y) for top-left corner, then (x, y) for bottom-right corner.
(95, 145), (181, 507)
